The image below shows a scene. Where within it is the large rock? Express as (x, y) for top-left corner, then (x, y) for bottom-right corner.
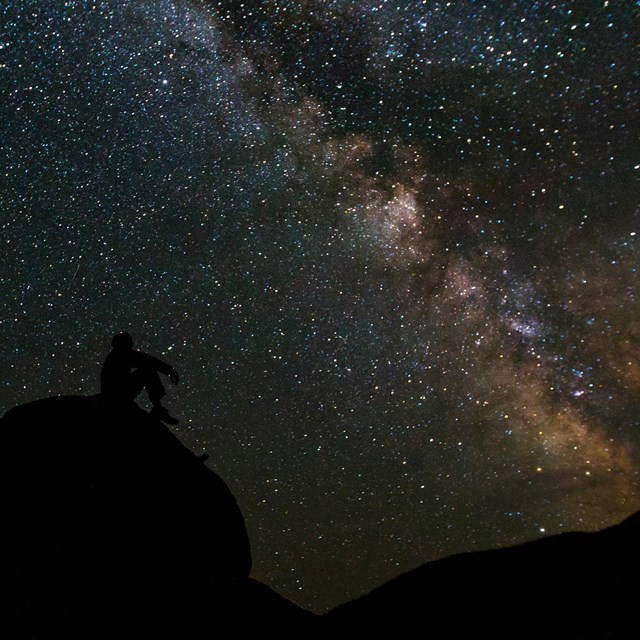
(0, 395), (321, 638)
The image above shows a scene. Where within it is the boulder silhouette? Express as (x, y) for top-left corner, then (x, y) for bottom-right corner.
(0, 395), (322, 639)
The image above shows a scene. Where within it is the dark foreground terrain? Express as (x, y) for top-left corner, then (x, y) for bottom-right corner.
(0, 395), (638, 639)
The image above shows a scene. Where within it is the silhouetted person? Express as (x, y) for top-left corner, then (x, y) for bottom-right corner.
(101, 332), (180, 425)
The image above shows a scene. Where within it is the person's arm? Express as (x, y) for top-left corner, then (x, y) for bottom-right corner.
(130, 350), (179, 384)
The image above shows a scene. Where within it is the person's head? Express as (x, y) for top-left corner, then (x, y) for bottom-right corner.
(112, 332), (134, 350)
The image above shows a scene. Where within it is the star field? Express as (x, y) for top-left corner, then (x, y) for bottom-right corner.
(1, 0), (639, 613)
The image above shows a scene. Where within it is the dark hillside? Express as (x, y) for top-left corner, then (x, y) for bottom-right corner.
(326, 510), (640, 639)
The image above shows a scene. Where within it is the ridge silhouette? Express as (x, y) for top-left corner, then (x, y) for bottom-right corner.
(327, 511), (640, 639)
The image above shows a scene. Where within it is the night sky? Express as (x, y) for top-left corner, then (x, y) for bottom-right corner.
(2, 0), (639, 614)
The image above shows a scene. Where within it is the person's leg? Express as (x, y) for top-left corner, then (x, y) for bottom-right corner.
(130, 367), (166, 406)
(132, 368), (178, 425)
(138, 368), (167, 407)
(127, 370), (148, 402)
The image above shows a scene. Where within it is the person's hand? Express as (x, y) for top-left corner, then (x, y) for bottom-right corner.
(169, 369), (180, 385)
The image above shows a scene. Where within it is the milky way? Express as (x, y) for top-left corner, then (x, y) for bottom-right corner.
(1, 0), (639, 612)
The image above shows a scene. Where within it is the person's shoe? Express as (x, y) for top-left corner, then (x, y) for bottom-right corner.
(150, 406), (179, 425)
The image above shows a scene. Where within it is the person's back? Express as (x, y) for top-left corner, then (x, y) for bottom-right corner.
(100, 344), (135, 398)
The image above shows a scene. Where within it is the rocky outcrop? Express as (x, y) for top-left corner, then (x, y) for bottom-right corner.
(0, 395), (321, 639)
